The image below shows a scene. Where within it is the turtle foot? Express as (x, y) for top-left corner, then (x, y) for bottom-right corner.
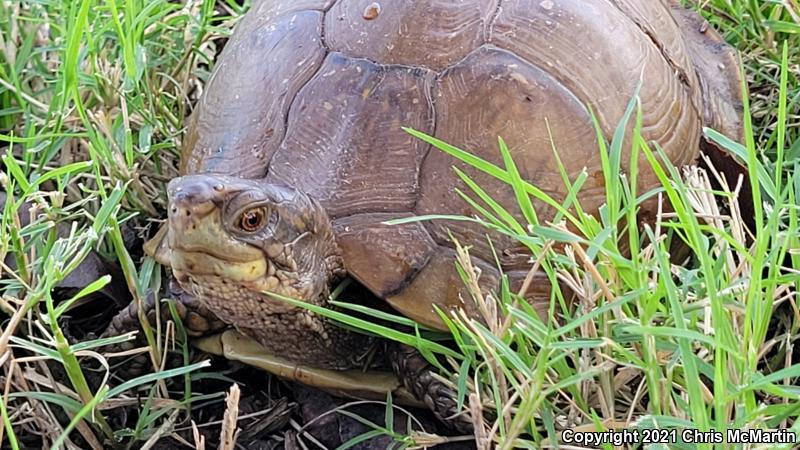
(390, 345), (474, 434)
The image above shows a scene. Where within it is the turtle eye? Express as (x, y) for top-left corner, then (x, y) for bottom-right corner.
(238, 207), (267, 232)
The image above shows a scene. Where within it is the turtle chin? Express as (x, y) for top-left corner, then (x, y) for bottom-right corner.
(167, 219), (325, 318)
(171, 239), (369, 369)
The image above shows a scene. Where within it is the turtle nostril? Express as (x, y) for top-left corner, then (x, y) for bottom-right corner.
(168, 177), (221, 221)
(170, 177), (222, 204)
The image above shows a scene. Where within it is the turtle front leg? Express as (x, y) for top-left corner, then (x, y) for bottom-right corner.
(103, 277), (227, 370)
(105, 277), (227, 338)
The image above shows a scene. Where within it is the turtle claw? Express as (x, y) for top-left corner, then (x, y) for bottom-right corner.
(390, 345), (474, 433)
(105, 278), (226, 338)
(102, 277), (226, 374)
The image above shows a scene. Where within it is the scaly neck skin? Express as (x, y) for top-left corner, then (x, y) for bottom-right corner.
(167, 175), (379, 370)
(235, 306), (382, 370)
(178, 251), (378, 370)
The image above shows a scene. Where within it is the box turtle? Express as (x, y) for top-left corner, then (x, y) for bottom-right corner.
(109, 0), (744, 424)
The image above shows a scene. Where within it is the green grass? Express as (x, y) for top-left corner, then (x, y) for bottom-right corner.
(686, 0), (800, 153)
(395, 73), (800, 447)
(0, 0), (798, 449)
(0, 0), (239, 448)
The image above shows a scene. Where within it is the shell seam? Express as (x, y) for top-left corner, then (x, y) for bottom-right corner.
(606, 1), (705, 159)
(409, 70), (438, 212)
(265, 11), (329, 176)
(483, 0), (503, 42)
(606, 1), (695, 93)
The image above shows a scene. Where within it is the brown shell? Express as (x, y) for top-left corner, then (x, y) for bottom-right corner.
(181, 0), (743, 329)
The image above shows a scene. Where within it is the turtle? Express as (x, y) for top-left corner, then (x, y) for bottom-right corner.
(107, 0), (746, 426)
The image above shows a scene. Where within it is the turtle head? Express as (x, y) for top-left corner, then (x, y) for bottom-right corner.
(165, 174), (344, 317)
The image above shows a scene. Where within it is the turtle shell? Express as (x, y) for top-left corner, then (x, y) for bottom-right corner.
(178, 0), (742, 328)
